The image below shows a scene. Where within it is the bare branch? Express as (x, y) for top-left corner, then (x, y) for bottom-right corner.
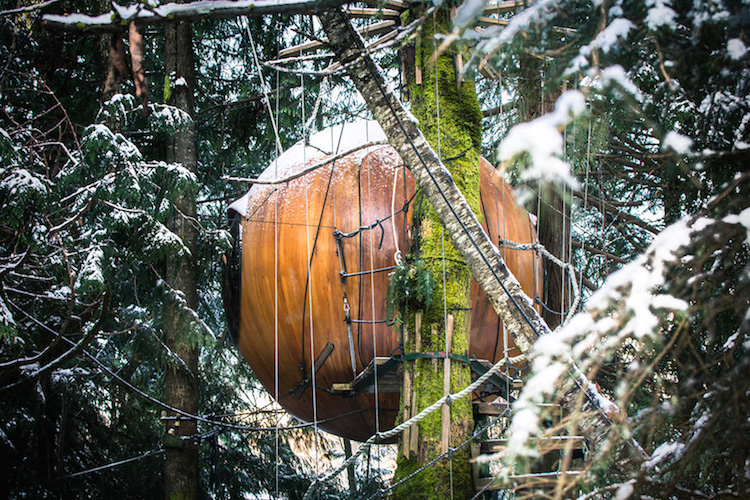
(0, 0), (61, 17)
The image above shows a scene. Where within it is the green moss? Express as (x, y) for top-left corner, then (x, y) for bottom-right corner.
(394, 5), (484, 496)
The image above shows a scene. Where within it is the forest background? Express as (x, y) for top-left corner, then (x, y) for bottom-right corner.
(0, 0), (748, 498)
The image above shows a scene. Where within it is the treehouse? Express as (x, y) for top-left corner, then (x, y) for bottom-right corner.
(224, 120), (542, 442)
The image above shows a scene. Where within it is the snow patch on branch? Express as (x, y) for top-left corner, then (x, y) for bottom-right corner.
(497, 91), (583, 196)
(662, 131), (693, 154)
(645, 0), (678, 31)
(501, 209), (749, 464)
(727, 38), (747, 60)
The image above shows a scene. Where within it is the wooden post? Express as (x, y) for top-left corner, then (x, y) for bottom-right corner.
(408, 311), (423, 458)
(441, 314), (454, 454)
(402, 320), (412, 459)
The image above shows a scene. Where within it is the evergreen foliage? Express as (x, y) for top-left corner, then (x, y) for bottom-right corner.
(1, 0), (748, 498)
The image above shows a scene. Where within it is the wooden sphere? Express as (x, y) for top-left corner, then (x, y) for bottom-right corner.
(229, 121), (541, 442)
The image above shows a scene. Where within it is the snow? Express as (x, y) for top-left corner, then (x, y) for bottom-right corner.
(581, 374), (618, 414)
(454, 0), (485, 28)
(599, 65), (643, 102)
(44, 0), (336, 26)
(727, 38), (747, 60)
(723, 330), (739, 351)
(228, 120), (388, 217)
(645, 0), (677, 30)
(723, 207), (750, 244)
(149, 105), (193, 133)
(305, 120), (387, 156)
(593, 18), (634, 54)
(646, 441), (684, 469)
(228, 191), (250, 217)
(75, 246), (105, 291)
(0, 167), (49, 197)
(616, 482), (635, 499)
(662, 131), (693, 154)
(497, 91), (583, 194)
(0, 294), (16, 335)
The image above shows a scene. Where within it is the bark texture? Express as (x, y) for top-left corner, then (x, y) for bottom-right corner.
(319, 7), (550, 354)
(318, 5), (627, 481)
(391, 7), (479, 498)
(164, 18), (199, 500)
(516, 58), (570, 330)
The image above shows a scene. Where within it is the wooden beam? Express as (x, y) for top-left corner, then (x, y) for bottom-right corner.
(474, 471), (582, 491)
(440, 314), (454, 454)
(480, 436), (585, 454)
(361, 0), (407, 11)
(345, 7), (401, 20)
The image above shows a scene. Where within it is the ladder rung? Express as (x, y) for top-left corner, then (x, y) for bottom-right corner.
(473, 401), (562, 416)
(474, 470), (582, 491)
(481, 436), (585, 454)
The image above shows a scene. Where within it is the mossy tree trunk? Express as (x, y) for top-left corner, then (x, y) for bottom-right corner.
(319, 9), (628, 491)
(389, 6), (481, 498)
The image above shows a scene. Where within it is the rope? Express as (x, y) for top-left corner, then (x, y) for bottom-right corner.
(299, 22), (322, 474)
(246, 20), (283, 153)
(498, 238), (581, 327)
(304, 76), (328, 140)
(391, 166), (402, 265)
(371, 407), (513, 499)
(59, 449), (165, 479)
(301, 353), (525, 500)
(580, 120), (592, 296)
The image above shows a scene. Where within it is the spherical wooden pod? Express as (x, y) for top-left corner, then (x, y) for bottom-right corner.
(228, 121), (541, 442)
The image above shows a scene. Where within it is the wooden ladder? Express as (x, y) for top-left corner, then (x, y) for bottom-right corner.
(471, 401), (586, 493)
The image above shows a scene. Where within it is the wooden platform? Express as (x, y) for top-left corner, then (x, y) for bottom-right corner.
(329, 355), (522, 397)
(331, 356), (402, 394)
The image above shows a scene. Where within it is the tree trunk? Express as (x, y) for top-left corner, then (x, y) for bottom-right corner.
(164, 17), (200, 500)
(318, 5), (628, 484)
(390, 6), (480, 498)
(319, 7), (549, 354)
(517, 55), (570, 330)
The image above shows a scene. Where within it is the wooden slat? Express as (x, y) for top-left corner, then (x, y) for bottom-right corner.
(482, 0), (527, 15)
(481, 436), (585, 454)
(278, 20), (396, 57)
(409, 311), (422, 457)
(477, 16), (511, 28)
(361, 0), (407, 11)
(345, 7), (401, 20)
(441, 314), (454, 454)
(475, 470), (582, 491)
(473, 401), (562, 416)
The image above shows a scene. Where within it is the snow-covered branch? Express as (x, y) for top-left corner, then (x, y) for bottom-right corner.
(43, 0), (352, 32)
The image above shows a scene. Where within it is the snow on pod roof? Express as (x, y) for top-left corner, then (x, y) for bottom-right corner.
(229, 120), (388, 217)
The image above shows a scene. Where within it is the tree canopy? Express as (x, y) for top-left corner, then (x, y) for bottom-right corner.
(0, 0), (748, 498)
